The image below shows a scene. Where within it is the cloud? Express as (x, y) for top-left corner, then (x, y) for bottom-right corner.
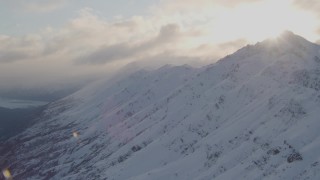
(0, 9), (200, 93)
(152, 0), (263, 13)
(76, 43), (136, 65)
(0, 5), (258, 94)
(133, 52), (208, 68)
(293, 0), (320, 16)
(292, 0), (320, 44)
(75, 24), (184, 65)
(6, 0), (317, 98)
(0, 9), (147, 64)
(0, 51), (30, 63)
(316, 29), (320, 44)
(190, 39), (249, 61)
(0, 35), (43, 63)
(293, 0), (320, 44)
(218, 39), (248, 50)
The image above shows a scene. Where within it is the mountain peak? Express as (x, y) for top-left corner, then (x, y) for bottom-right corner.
(252, 30), (318, 55)
(277, 30), (307, 43)
(280, 30), (295, 38)
(216, 31), (320, 70)
(269, 31), (319, 49)
(262, 30), (303, 44)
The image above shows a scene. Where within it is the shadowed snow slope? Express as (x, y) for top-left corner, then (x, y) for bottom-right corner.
(1, 32), (320, 180)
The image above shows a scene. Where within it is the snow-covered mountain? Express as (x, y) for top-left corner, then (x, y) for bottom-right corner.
(1, 31), (320, 180)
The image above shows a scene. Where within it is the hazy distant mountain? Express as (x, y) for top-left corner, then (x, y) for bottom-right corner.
(0, 83), (85, 102)
(1, 32), (320, 180)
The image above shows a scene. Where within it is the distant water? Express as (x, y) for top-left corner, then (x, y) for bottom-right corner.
(0, 97), (48, 109)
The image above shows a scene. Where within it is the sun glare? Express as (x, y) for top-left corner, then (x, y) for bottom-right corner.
(207, 0), (319, 44)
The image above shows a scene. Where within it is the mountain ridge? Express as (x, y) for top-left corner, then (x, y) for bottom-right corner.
(1, 32), (320, 180)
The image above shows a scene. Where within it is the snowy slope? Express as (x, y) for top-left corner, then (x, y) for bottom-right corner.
(1, 31), (320, 180)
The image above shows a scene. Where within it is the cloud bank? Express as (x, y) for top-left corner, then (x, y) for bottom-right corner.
(0, 0), (319, 98)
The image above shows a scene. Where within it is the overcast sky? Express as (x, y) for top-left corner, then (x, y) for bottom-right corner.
(0, 0), (320, 92)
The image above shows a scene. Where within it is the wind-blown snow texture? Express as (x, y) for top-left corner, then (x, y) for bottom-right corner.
(1, 32), (320, 180)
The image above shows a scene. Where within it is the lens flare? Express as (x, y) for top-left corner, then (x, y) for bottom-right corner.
(2, 169), (12, 179)
(73, 131), (79, 138)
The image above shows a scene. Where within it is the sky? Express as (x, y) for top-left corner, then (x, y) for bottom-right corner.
(0, 0), (320, 95)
